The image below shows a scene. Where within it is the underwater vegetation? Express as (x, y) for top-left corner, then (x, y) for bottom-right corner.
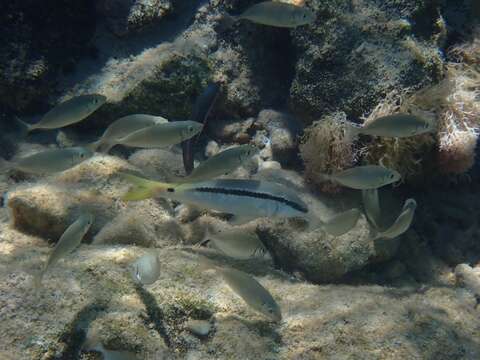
(1, 1), (480, 359)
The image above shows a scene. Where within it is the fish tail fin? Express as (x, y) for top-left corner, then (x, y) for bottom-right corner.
(85, 140), (102, 152)
(217, 13), (238, 32)
(303, 212), (325, 232)
(118, 172), (173, 201)
(197, 256), (218, 272)
(14, 116), (32, 136)
(343, 120), (361, 141)
(97, 142), (115, 154)
(32, 270), (44, 291)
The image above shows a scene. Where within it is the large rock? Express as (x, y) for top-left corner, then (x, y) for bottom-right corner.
(0, 0), (97, 113)
(289, 0), (446, 124)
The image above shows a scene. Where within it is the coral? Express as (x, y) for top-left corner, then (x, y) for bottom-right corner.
(299, 112), (356, 193)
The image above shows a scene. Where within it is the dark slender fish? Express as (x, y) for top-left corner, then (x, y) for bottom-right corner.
(182, 83), (221, 174)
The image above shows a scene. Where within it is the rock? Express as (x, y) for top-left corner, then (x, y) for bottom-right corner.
(255, 109), (302, 166)
(185, 319), (212, 337)
(99, 0), (173, 37)
(1, 242), (480, 359)
(455, 263), (480, 298)
(5, 154), (182, 247)
(128, 148), (186, 181)
(253, 169), (402, 283)
(289, 0), (445, 124)
(0, 0), (96, 113)
(208, 117), (255, 143)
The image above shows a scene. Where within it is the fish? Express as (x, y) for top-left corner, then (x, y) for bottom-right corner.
(346, 113), (435, 138)
(362, 189), (381, 229)
(0, 147), (93, 174)
(178, 145), (258, 183)
(88, 114), (168, 153)
(199, 257), (281, 321)
(323, 165), (401, 190)
(116, 121), (203, 149)
(119, 173), (311, 226)
(201, 225), (270, 260)
(33, 213), (94, 288)
(321, 208), (361, 237)
(225, 1), (316, 28)
(374, 198), (416, 240)
(183, 82), (221, 174)
(19, 94), (106, 132)
(131, 252), (161, 285)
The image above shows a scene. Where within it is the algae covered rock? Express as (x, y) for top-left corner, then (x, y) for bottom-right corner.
(99, 0), (174, 37)
(289, 0), (445, 124)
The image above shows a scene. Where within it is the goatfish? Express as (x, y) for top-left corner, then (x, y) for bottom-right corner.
(88, 114), (168, 153)
(320, 208), (361, 237)
(362, 189), (381, 229)
(347, 113), (435, 138)
(200, 225), (270, 260)
(323, 165), (401, 190)
(131, 252), (161, 285)
(18, 94), (106, 133)
(0, 146), (93, 174)
(183, 82), (221, 174)
(115, 121), (203, 149)
(119, 173), (311, 226)
(199, 257), (281, 321)
(224, 1), (315, 28)
(178, 145), (258, 183)
(33, 213), (94, 288)
(374, 198), (416, 240)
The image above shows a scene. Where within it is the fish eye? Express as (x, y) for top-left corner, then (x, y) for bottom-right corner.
(389, 173), (395, 179)
(80, 153), (85, 158)
(188, 125), (194, 132)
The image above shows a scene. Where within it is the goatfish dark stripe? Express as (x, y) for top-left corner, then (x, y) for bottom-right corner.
(193, 186), (308, 213)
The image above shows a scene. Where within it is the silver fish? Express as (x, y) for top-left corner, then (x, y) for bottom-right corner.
(1, 147), (93, 174)
(131, 252), (161, 285)
(120, 174), (310, 226)
(23, 94), (106, 132)
(348, 114), (435, 138)
(375, 198), (416, 240)
(362, 189), (381, 229)
(179, 145), (258, 183)
(203, 226), (269, 260)
(34, 213), (94, 288)
(88, 114), (168, 153)
(234, 1), (315, 28)
(200, 258), (281, 321)
(324, 165), (401, 190)
(116, 121), (203, 149)
(321, 208), (361, 237)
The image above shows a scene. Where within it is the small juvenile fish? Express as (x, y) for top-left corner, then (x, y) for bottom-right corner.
(183, 82), (221, 174)
(200, 257), (281, 321)
(321, 208), (361, 237)
(21, 94), (106, 132)
(34, 213), (94, 288)
(227, 1), (315, 28)
(323, 165), (401, 190)
(0, 147), (93, 174)
(116, 121), (203, 149)
(347, 113), (435, 138)
(88, 114), (168, 153)
(179, 145), (258, 183)
(131, 252), (161, 285)
(362, 189), (381, 229)
(119, 173), (310, 226)
(375, 198), (416, 240)
(202, 225), (270, 260)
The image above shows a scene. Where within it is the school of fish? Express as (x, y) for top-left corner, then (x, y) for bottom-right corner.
(0, 2), (433, 353)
